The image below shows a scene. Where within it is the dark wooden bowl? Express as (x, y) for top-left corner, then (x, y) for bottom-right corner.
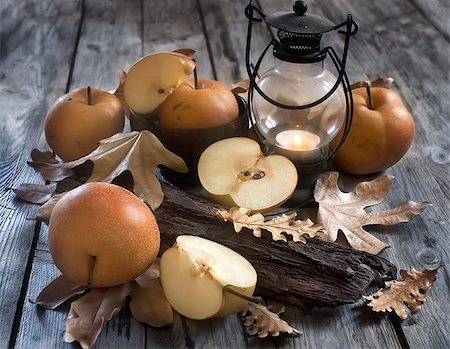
(130, 96), (249, 185)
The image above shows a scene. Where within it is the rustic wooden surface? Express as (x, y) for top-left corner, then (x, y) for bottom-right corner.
(0, 0), (449, 348)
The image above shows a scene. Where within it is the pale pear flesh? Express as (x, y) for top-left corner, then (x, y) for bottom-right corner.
(124, 53), (191, 114)
(160, 235), (257, 320)
(198, 137), (298, 211)
(160, 247), (223, 320)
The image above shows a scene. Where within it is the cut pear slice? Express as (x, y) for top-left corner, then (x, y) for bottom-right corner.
(160, 235), (257, 320)
(124, 52), (195, 114)
(198, 137), (298, 212)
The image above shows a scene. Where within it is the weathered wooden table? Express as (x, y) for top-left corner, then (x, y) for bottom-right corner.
(1, 0), (449, 348)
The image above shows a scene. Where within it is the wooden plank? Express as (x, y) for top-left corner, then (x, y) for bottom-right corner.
(14, 0), (145, 348)
(408, 0), (449, 40)
(143, 0), (213, 79)
(198, 0), (275, 84)
(0, 0), (82, 347)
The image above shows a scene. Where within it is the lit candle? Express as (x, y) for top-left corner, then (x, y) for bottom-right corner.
(276, 130), (321, 151)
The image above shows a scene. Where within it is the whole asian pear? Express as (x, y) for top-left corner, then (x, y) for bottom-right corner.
(48, 182), (160, 287)
(331, 80), (414, 175)
(44, 87), (125, 161)
(159, 79), (239, 129)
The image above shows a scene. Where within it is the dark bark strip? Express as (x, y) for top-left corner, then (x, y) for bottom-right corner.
(156, 184), (397, 308)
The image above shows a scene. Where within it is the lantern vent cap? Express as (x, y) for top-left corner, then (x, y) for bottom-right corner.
(265, 1), (336, 35)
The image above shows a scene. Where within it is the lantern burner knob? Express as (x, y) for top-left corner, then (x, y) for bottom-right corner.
(293, 1), (307, 16)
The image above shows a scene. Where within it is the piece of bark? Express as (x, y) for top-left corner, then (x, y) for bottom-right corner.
(156, 184), (397, 308)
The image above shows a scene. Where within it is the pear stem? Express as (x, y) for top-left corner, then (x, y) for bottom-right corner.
(87, 86), (92, 106)
(223, 285), (263, 304)
(87, 255), (96, 286)
(365, 81), (373, 110)
(193, 66), (198, 90)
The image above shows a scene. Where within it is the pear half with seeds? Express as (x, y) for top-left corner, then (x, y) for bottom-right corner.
(198, 137), (298, 212)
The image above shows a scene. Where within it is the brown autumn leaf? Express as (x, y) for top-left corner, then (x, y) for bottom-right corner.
(129, 260), (174, 327)
(28, 149), (70, 181)
(241, 301), (300, 338)
(173, 48), (196, 58)
(365, 267), (438, 319)
(28, 131), (188, 210)
(54, 177), (83, 194)
(64, 284), (131, 349)
(314, 172), (431, 254)
(11, 183), (56, 204)
(217, 207), (326, 243)
(34, 275), (88, 310)
(230, 79), (250, 96)
(35, 192), (66, 224)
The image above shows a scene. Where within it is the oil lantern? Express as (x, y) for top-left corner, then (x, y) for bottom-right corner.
(245, 0), (358, 173)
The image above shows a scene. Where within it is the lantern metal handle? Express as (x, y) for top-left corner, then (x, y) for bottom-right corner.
(244, 0), (358, 161)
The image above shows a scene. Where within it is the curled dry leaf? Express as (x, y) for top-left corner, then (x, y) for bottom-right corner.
(241, 301), (300, 338)
(35, 192), (66, 224)
(230, 79), (250, 96)
(35, 275), (88, 310)
(314, 172), (431, 254)
(28, 149), (71, 181)
(11, 183), (56, 204)
(217, 207), (326, 243)
(28, 131), (188, 210)
(365, 267), (438, 319)
(129, 260), (174, 327)
(173, 48), (196, 58)
(64, 284), (131, 349)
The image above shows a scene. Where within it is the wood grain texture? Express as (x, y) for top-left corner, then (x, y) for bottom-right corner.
(0, 0), (81, 347)
(198, 0), (275, 84)
(142, 0), (214, 79)
(409, 0), (450, 40)
(69, 0), (143, 90)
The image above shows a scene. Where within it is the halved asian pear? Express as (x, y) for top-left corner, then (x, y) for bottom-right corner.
(198, 137), (298, 212)
(160, 235), (257, 320)
(124, 52), (195, 114)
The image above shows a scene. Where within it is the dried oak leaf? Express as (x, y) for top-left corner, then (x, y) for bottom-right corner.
(365, 267), (438, 319)
(64, 284), (131, 349)
(34, 275), (88, 310)
(11, 183), (56, 204)
(216, 207), (326, 243)
(241, 301), (300, 338)
(314, 172), (431, 254)
(35, 193), (66, 224)
(28, 149), (70, 181)
(129, 260), (174, 327)
(28, 131), (188, 210)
